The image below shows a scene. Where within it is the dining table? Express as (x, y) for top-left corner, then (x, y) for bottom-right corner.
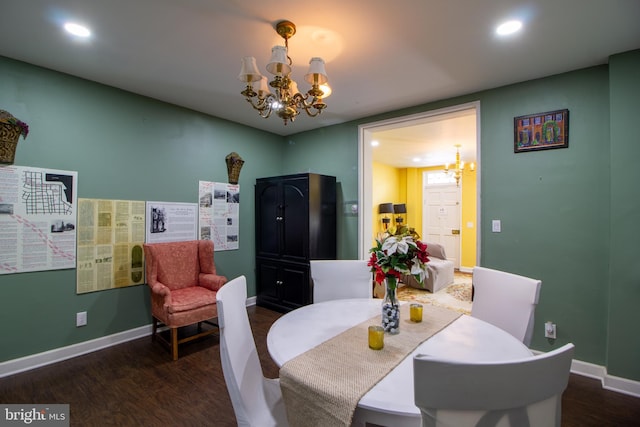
(267, 298), (534, 427)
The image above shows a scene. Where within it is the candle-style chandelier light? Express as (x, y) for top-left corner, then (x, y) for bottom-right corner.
(444, 144), (475, 186)
(237, 20), (330, 125)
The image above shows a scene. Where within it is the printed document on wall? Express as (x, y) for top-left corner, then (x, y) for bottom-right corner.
(145, 201), (198, 244)
(0, 165), (78, 275)
(76, 198), (146, 294)
(198, 181), (239, 251)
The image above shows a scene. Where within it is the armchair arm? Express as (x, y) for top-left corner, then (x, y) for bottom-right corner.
(199, 273), (228, 292)
(426, 242), (447, 260)
(148, 280), (172, 307)
(149, 281), (171, 297)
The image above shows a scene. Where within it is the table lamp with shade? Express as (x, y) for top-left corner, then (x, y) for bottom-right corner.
(378, 203), (394, 230)
(393, 204), (407, 225)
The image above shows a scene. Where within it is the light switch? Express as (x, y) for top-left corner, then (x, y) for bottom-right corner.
(492, 220), (501, 233)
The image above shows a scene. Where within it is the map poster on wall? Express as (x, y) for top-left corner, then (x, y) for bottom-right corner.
(198, 181), (239, 251)
(145, 201), (198, 244)
(0, 165), (77, 275)
(76, 198), (146, 294)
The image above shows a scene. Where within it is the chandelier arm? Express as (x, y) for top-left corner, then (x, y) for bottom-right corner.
(291, 93), (325, 117)
(243, 96), (274, 119)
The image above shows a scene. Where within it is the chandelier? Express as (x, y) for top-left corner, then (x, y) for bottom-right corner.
(444, 144), (475, 186)
(237, 20), (330, 125)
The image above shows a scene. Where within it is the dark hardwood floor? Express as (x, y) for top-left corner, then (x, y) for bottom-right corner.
(1, 306), (639, 426)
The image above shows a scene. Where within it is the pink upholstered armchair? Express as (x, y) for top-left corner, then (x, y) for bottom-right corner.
(143, 239), (227, 360)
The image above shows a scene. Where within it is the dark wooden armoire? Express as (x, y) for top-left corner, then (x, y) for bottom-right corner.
(255, 173), (336, 312)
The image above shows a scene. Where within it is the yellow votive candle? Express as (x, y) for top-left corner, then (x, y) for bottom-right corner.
(368, 325), (384, 350)
(410, 303), (423, 322)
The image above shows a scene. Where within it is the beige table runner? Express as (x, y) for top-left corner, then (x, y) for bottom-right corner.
(279, 304), (461, 427)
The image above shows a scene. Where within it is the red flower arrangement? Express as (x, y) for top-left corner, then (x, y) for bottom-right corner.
(368, 228), (429, 290)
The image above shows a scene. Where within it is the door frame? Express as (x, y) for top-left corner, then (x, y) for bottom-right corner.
(357, 101), (482, 265)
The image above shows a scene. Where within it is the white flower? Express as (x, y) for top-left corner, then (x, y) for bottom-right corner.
(381, 236), (399, 254)
(411, 259), (428, 281)
(382, 235), (415, 255)
(396, 239), (409, 254)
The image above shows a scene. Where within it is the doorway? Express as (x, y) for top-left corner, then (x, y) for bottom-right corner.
(358, 101), (480, 270)
(423, 180), (461, 269)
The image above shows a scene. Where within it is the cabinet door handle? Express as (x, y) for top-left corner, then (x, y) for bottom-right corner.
(276, 216), (283, 221)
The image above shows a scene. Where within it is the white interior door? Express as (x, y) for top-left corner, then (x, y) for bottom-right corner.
(423, 183), (460, 268)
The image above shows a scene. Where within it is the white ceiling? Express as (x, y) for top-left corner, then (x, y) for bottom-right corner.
(1, 0), (639, 166)
(370, 107), (477, 168)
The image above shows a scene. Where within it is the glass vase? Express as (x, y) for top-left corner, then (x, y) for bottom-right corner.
(382, 276), (400, 334)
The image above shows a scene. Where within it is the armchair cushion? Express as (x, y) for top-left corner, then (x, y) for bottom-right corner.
(168, 286), (219, 314)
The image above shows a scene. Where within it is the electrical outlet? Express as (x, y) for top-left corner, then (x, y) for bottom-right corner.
(545, 321), (556, 339)
(76, 311), (87, 327)
(492, 219), (501, 233)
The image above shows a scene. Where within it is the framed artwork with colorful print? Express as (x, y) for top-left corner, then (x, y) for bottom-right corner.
(514, 109), (569, 153)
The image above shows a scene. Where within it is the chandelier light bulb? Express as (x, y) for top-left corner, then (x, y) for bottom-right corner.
(238, 57), (262, 83)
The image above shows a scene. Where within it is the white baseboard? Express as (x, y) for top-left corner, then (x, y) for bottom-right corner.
(603, 374), (640, 398)
(0, 324), (153, 379)
(458, 266), (473, 274)
(532, 351), (640, 398)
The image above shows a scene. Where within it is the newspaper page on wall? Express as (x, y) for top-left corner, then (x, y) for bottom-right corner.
(145, 201), (198, 244)
(0, 165), (77, 275)
(76, 198), (146, 294)
(198, 181), (239, 251)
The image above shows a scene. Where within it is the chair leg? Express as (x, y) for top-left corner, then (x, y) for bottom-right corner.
(152, 318), (158, 342)
(171, 328), (179, 361)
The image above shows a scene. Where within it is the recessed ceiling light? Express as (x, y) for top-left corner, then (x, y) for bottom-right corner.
(371, 140), (380, 147)
(412, 157), (421, 163)
(64, 22), (91, 38)
(496, 20), (522, 36)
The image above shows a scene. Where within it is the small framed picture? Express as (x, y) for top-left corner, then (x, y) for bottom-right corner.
(514, 109), (569, 153)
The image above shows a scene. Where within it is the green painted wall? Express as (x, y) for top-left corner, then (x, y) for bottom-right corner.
(0, 56), (284, 361)
(477, 66), (611, 361)
(2, 49), (639, 382)
(607, 50), (640, 380)
(281, 124), (361, 260)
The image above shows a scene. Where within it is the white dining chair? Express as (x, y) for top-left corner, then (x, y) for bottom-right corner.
(310, 260), (373, 303)
(216, 275), (289, 427)
(471, 266), (542, 346)
(414, 343), (575, 427)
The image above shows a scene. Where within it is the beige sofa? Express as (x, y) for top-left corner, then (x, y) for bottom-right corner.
(402, 242), (454, 293)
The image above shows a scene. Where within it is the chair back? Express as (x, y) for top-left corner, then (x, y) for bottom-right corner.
(310, 260), (372, 303)
(144, 240), (202, 290)
(471, 266), (541, 346)
(414, 343), (574, 427)
(217, 276), (287, 427)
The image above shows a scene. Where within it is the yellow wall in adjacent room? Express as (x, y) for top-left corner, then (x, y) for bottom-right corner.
(460, 168), (477, 269)
(372, 163), (477, 271)
(372, 162), (403, 241)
